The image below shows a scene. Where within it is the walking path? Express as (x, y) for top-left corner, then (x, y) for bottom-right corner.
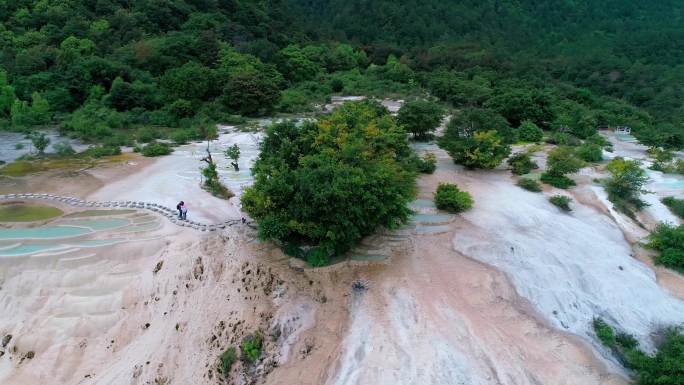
(0, 193), (249, 232)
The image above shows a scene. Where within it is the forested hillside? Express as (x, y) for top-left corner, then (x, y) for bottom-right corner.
(0, 0), (682, 149)
(288, 0), (684, 146)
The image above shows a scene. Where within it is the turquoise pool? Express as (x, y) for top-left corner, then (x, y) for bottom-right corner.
(615, 134), (638, 142)
(656, 179), (684, 189)
(58, 218), (130, 231)
(0, 243), (66, 256)
(0, 226), (91, 240)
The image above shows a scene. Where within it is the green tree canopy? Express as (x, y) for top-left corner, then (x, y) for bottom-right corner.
(160, 62), (215, 102)
(276, 44), (322, 82)
(605, 157), (649, 212)
(242, 101), (416, 256)
(441, 130), (511, 169)
(443, 108), (515, 144)
(546, 146), (584, 176)
(486, 86), (555, 128)
(397, 100), (444, 139)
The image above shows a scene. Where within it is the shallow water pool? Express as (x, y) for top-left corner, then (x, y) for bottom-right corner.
(57, 218), (130, 231)
(615, 133), (638, 142)
(409, 199), (436, 209)
(0, 226), (91, 240)
(412, 214), (453, 225)
(0, 243), (66, 256)
(67, 238), (124, 247)
(655, 179), (684, 189)
(414, 225), (451, 234)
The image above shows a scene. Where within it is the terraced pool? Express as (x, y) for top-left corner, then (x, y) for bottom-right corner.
(0, 226), (91, 240)
(0, 210), (160, 258)
(57, 218), (130, 231)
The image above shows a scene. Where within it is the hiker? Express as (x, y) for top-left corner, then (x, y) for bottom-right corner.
(181, 202), (188, 220)
(176, 201), (184, 219)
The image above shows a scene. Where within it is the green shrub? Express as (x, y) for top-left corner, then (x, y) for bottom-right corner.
(141, 142), (173, 157)
(605, 157), (649, 215)
(282, 242), (304, 259)
(517, 178), (542, 192)
(86, 145), (121, 158)
(631, 328), (684, 385)
(15, 143), (24, 150)
(279, 88), (313, 112)
(646, 223), (684, 272)
(219, 347), (237, 378)
(202, 163), (234, 199)
(575, 143), (603, 162)
(593, 318), (684, 385)
(675, 159), (684, 174)
(53, 141), (76, 156)
(434, 183), (473, 213)
(441, 130), (511, 169)
(306, 247), (330, 267)
(170, 129), (197, 144)
(507, 152), (538, 175)
(593, 318), (615, 347)
(102, 133), (132, 147)
(615, 332), (639, 350)
(547, 132), (581, 146)
(549, 195), (572, 211)
(662, 196), (684, 219)
(651, 158), (684, 175)
(241, 332), (263, 363)
(647, 147), (674, 163)
(136, 127), (162, 143)
(540, 146), (583, 188)
(517, 120), (543, 142)
(416, 152), (437, 174)
(585, 134), (611, 148)
(540, 172), (576, 188)
(30, 132), (50, 155)
(547, 146), (584, 176)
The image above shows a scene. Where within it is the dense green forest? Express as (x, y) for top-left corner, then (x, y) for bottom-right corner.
(0, 0), (682, 149)
(288, 0), (684, 147)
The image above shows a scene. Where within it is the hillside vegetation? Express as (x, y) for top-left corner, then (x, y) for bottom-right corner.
(0, 0), (682, 150)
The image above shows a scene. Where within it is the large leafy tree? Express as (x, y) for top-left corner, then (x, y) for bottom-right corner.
(397, 99), (444, 139)
(242, 101), (416, 256)
(106, 77), (158, 111)
(443, 108), (515, 144)
(486, 86), (555, 128)
(276, 44), (322, 82)
(160, 62), (215, 102)
(217, 46), (284, 115)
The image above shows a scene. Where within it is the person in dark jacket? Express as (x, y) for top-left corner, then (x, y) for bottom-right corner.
(176, 201), (184, 219)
